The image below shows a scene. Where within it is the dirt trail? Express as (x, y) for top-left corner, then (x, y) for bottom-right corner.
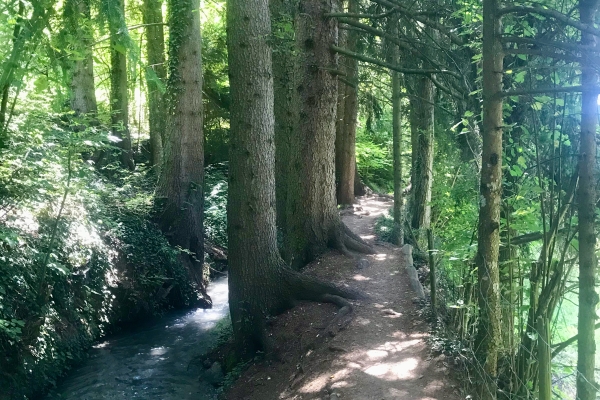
(226, 196), (462, 400)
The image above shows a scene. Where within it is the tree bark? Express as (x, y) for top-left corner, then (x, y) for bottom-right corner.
(576, 1), (600, 399)
(63, 0), (97, 116)
(156, 0), (206, 298)
(227, 0), (364, 356)
(475, 0), (503, 397)
(270, 0), (298, 239)
(108, 0), (134, 170)
(143, 0), (167, 168)
(284, 0), (373, 269)
(336, 0), (358, 205)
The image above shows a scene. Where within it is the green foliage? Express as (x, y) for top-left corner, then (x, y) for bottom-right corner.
(204, 163), (228, 249)
(356, 134), (393, 193)
(373, 210), (395, 243)
(0, 108), (202, 398)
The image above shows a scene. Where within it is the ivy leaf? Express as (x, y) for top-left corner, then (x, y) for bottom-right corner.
(515, 71), (527, 83)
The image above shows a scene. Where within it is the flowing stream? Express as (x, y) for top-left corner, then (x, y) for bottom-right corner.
(46, 276), (230, 400)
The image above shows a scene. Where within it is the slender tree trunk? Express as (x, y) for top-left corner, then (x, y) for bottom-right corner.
(537, 316), (551, 400)
(576, 1), (600, 399)
(228, 0), (362, 357)
(410, 75), (434, 232)
(156, 0), (206, 298)
(284, 0), (373, 268)
(143, 0), (166, 168)
(109, 0), (134, 170)
(475, 0), (503, 397)
(336, 0), (358, 205)
(388, 15), (403, 246)
(64, 0), (97, 116)
(335, 27), (347, 203)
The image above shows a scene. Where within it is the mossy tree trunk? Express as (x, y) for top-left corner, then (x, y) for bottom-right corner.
(156, 0), (206, 299)
(143, 0), (167, 168)
(108, 0), (134, 170)
(475, 0), (503, 397)
(227, 0), (364, 357)
(576, 1), (600, 399)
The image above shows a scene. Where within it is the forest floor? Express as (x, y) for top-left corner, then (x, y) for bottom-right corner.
(225, 195), (464, 400)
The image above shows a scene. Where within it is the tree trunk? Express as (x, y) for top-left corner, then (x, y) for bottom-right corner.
(336, 0), (358, 205)
(270, 0), (298, 239)
(227, 0), (363, 356)
(335, 27), (347, 203)
(63, 0), (97, 116)
(475, 0), (503, 397)
(284, 0), (373, 269)
(409, 75), (434, 232)
(143, 0), (166, 168)
(156, 0), (206, 298)
(576, 1), (600, 399)
(108, 0), (134, 170)
(388, 15), (403, 246)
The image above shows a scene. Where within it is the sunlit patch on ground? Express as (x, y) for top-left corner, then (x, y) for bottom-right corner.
(363, 357), (419, 380)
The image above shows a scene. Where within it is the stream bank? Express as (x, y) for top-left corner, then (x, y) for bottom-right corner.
(45, 276), (230, 400)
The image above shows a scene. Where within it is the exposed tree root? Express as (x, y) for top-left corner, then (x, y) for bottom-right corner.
(283, 267), (366, 302)
(333, 221), (376, 256)
(281, 268), (366, 338)
(319, 294), (354, 336)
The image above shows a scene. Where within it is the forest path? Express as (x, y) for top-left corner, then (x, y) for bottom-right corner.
(226, 195), (462, 400)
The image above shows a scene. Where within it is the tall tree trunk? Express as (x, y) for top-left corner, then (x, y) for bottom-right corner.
(270, 0), (298, 239)
(409, 75), (434, 232)
(335, 26), (347, 203)
(156, 0), (206, 299)
(228, 0), (291, 353)
(64, 0), (97, 116)
(143, 0), (167, 168)
(227, 0), (363, 357)
(475, 0), (503, 397)
(284, 0), (373, 269)
(576, 1), (600, 399)
(388, 16), (403, 246)
(108, 0), (134, 170)
(336, 0), (358, 205)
